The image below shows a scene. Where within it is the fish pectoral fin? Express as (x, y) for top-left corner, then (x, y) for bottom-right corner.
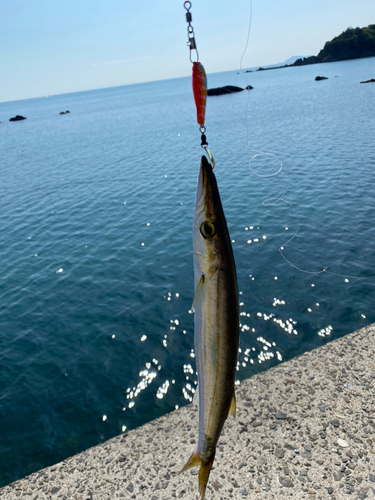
(228, 392), (236, 418)
(191, 275), (205, 313)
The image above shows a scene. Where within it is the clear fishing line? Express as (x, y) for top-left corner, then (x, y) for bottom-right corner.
(238, 0), (375, 280)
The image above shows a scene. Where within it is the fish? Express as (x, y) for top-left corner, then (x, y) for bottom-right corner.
(179, 155), (239, 499)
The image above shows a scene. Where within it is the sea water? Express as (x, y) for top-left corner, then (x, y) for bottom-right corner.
(0, 57), (375, 486)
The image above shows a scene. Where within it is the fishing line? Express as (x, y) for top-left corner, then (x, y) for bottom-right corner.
(238, 0), (375, 281)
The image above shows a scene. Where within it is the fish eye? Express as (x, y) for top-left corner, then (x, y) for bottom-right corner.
(200, 221), (216, 239)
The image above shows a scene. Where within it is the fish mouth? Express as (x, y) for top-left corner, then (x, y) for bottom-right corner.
(196, 155), (215, 205)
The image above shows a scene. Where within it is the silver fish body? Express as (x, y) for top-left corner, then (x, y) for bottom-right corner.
(180, 156), (239, 499)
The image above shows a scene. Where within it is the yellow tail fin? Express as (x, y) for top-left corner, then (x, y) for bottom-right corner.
(198, 455), (215, 500)
(179, 450), (201, 474)
(179, 450), (215, 500)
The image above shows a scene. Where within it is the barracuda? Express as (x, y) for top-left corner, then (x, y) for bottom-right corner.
(180, 156), (239, 499)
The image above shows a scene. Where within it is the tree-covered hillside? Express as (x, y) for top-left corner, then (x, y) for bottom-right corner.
(294, 24), (375, 66)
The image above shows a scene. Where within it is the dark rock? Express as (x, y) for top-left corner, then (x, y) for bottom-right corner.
(280, 477), (294, 487)
(9, 115), (27, 121)
(212, 480), (222, 491)
(331, 419), (340, 428)
(207, 85), (244, 96)
(360, 79), (375, 83)
(59, 112), (66, 115)
(315, 76), (328, 81)
(126, 483), (134, 493)
(327, 486), (334, 494)
(65, 110), (70, 113)
(275, 448), (285, 459)
(51, 487), (60, 494)
(369, 473), (375, 483)
(245, 85), (253, 90)
(241, 488), (248, 496)
(275, 413), (287, 420)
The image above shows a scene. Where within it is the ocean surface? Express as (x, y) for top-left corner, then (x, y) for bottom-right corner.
(1, 57), (375, 487)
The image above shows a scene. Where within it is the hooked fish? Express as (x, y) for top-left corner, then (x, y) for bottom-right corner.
(180, 156), (239, 499)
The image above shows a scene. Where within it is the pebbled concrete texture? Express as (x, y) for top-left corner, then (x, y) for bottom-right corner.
(1, 324), (375, 500)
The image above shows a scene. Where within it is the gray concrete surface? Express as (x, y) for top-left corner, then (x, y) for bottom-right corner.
(1, 324), (375, 500)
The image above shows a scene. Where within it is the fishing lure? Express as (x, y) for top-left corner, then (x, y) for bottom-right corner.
(184, 1), (215, 167)
(192, 62), (207, 129)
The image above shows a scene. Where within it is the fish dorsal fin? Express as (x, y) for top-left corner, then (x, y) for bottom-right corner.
(228, 392), (236, 418)
(191, 275), (205, 313)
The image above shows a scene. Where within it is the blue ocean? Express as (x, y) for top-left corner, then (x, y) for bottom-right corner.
(1, 57), (375, 487)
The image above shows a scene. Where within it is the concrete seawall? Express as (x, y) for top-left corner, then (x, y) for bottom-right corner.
(1, 324), (374, 500)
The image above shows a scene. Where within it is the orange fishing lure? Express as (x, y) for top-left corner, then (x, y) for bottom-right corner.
(192, 62), (207, 128)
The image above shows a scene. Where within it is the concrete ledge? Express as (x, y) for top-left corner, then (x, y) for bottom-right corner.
(1, 324), (375, 500)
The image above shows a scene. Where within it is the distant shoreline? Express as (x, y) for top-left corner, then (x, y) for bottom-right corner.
(247, 24), (375, 73)
(246, 54), (375, 73)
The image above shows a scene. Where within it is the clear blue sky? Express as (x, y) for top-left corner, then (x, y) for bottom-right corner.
(1, 0), (374, 102)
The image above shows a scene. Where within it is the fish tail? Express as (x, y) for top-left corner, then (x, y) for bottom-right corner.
(198, 454), (215, 500)
(179, 449), (215, 500)
(179, 449), (201, 474)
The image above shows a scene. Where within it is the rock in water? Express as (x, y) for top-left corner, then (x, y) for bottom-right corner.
(360, 78), (375, 84)
(207, 85), (244, 96)
(315, 76), (328, 81)
(9, 115), (27, 121)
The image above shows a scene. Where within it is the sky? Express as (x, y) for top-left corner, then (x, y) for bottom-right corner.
(1, 0), (374, 102)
